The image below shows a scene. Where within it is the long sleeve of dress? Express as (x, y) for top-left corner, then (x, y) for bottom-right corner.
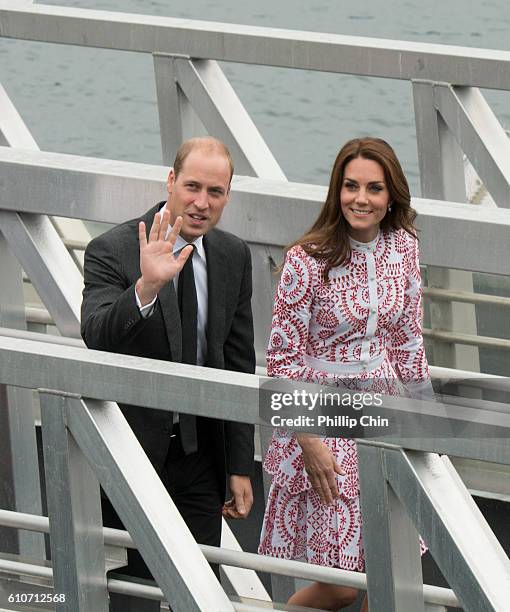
(266, 246), (317, 381)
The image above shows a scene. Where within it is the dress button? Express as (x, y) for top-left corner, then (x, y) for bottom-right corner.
(370, 276), (375, 282)
(371, 307), (376, 314)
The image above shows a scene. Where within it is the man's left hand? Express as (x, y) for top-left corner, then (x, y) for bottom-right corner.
(222, 475), (253, 519)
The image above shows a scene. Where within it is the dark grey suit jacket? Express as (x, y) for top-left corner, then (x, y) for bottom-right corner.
(81, 203), (255, 484)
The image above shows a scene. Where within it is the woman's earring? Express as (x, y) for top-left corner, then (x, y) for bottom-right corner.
(388, 203), (393, 213)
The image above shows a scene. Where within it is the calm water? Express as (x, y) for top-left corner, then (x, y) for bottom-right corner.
(1, 0), (510, 190)
(1, 0), (509, 373)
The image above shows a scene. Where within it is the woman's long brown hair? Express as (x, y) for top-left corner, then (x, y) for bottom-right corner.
(288, 137), (417, 279)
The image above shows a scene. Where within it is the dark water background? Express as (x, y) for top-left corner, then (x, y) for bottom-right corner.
(1, 0), (510, 190)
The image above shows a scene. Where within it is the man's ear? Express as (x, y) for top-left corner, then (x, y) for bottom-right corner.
(167, 167), (175, 194)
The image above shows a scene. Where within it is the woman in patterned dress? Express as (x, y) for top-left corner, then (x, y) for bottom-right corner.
(258, 137), (432, 611)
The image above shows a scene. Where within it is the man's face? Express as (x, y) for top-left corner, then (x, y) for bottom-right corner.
(166, 149), (231, 242)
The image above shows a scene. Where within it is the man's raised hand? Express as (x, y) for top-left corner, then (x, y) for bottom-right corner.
(136, 210), (193, 306)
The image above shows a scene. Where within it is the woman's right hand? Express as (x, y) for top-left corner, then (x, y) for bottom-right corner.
(296, 434), (345, 505)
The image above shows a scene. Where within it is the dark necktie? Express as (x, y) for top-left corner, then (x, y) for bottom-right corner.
(177, 245), (198, 454)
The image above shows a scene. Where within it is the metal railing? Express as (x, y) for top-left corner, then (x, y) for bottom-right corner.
(1, 330), (510, 611)
(0, 509), (459, 609)
(1, 3), (510, 367)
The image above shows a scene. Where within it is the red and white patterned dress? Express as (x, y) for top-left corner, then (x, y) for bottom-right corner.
(258, 229), (431, 571)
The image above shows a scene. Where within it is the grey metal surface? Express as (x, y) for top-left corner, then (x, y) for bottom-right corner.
(413, 78), (480, 370)
(434, 106), (479, 368)
(451, 457), (510, 500)
(0, 146), (168, 222)
(358, 443), (424, 612)
(0, 82), (38, 149)
(65, 395), (234, 611)
(2, 332), (510, 466)
(0, 236), (44, 559)
(153, 53), (186, 166)
(248, 243), (281, 366)
(1, 4), (510, 89)
(384, 448), (510, 611)
(0, 80), (45, 560)
(0, 332), (259, 424)
(413, 80), (444, 201)
(39, 391), (109, 612)
(173, 58), (286, 179)
(423, 328), (510, 350)
(0, 147), (508, 275)
(221, 521), (271, 603)
(0, 211), (82, 338)
(0, 510), (461, 607)
(423, 288), (510, 307)
(434, 108), (480, 368)
(434, 85), (510, 209)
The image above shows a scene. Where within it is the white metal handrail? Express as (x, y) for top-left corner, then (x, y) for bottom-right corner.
(1, 3), (510, 89)
(0, 332), (509, 611)
(0, 509), (460, 608)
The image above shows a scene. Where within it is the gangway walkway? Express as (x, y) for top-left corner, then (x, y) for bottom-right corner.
(0, 3), (510, 611)
(0, 329), (510, 610)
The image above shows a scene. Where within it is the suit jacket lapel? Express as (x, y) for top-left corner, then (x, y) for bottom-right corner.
(204, 230), (225, 366)
(139, 203), (182, 362)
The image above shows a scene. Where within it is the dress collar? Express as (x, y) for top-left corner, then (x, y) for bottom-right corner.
(348, 231), (380, 252)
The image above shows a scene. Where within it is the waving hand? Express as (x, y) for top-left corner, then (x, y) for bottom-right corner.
(135, 210), (193, 305)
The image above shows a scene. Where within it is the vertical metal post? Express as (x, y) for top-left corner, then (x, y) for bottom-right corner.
(358, 441), (424, 612)
(39, 391), (108, 612)
(248, 244), (282, 367)
(0, 81), (45, 558)
(0, 234), (45, 558)
(413, 80), (480, 371)
(153, 53), (207, 165)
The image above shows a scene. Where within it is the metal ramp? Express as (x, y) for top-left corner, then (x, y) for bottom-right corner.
(0, 553), (328, 612)
(1, 331), (509, 610)
(0, 3), (509, 611)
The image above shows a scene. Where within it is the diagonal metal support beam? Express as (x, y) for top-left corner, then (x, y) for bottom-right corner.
(384, 448), (510, 611)
(434, 85), (510, 208)
(220, 521), (271, 602)
(0, 82), (38, 148)
(64, 395), (234, 611)
(0, 211), (82, 337)
(172, 57), (286, 180)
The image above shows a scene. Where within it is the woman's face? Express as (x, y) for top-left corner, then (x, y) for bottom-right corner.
(340, 156), (390, 243)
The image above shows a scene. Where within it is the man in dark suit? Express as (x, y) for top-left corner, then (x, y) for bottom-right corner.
(81, 138), (255, 593)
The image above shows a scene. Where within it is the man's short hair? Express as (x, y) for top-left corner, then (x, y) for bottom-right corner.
(173, 137), (234, 181)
